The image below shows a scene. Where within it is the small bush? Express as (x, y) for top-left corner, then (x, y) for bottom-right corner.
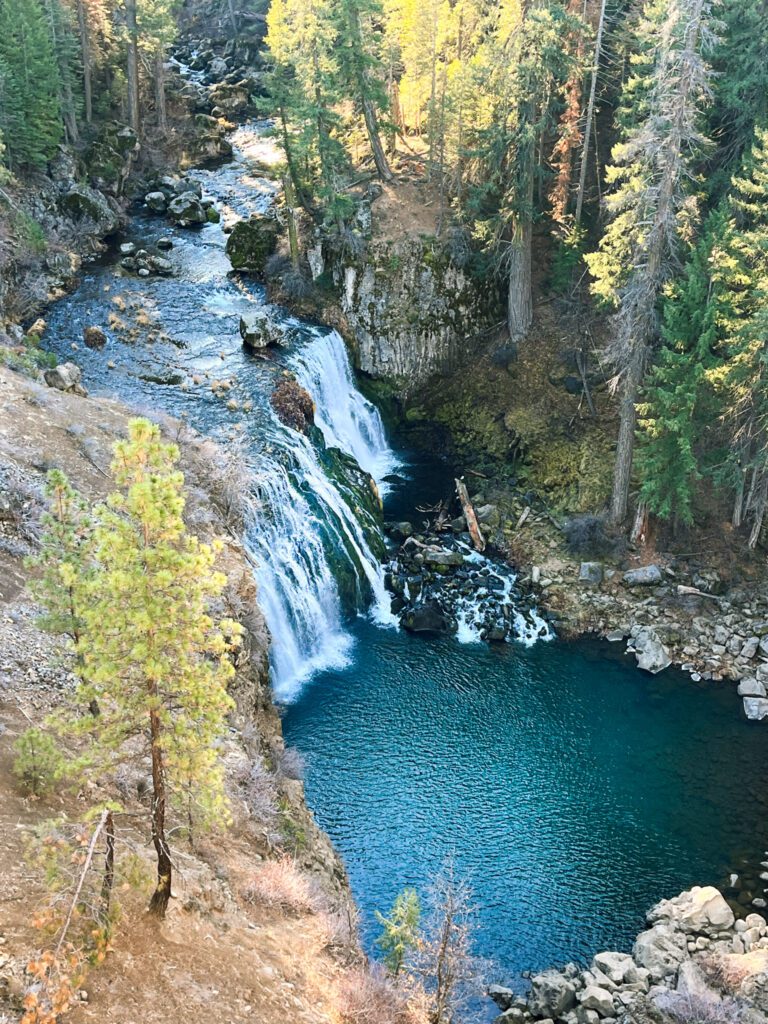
(241, 855), (323, 915)
(264, 252), (290, 280)
(274, 745), (305, 782)
(655, 990), (746, 1024)
(337, 964), (428, 1024)
(239, 758), (279, 830)
(563, 513), (624, 558)
(280, 266), (314, 301)
(13, 728), (62, 796)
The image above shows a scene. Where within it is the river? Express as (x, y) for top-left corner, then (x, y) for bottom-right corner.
(43, 122), (768, 996)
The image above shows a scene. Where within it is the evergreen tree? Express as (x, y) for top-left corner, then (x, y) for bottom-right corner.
(28, 469), (93, 646)
(710, 128), (768, 545)
(0, 0), (63, 169)
(586, 0), (718, 525)
(375, 887), (421, 975)
(636, 210), (730, 525)
(56, 419), (241, 917)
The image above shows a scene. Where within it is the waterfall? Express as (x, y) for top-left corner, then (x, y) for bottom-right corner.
(245, 328), (397, 701)
(290, 328), (400, 490)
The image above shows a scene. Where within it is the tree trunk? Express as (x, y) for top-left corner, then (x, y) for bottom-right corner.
(76, 0), (92, 123)
(154, 50), (167, 133)
(284, 174), (300, 270)
(507, 220), (532, 341)
(574, 0), (607, 226)
(100, 811), (115, 923)
(455, 478), (486, 552)
(227, 0), (238, 36)
(125, 0), (140, 135)
(148, 708), (172, 917)
(361, 98), (393, 182)
(610, 354), (643, 524)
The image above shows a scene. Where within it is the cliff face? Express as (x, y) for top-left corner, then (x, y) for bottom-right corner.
(331, 234), (499, 393)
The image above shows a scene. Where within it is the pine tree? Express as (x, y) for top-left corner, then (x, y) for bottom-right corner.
(375, 887), (421, 975)
(333, 0), (392, 181)
(710, 128), (768, 545)
(585, 0), (718, 525)
(0, 0), (63, 169)
(28, 469), (93, 646)
(57, 419), (242, 917)
(636, 209), (734, 525)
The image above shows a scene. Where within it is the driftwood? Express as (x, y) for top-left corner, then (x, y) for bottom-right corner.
(676, 585), (720, 601)
(516, 506), (531, 529)
(455, 478), (486, 552)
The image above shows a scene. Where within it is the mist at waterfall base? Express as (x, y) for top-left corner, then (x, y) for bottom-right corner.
(40, 121), (768, 998)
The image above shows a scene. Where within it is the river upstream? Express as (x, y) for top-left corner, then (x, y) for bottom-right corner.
(43, 123), (768, 993)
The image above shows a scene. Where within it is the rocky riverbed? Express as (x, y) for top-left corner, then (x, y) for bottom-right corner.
(492, 886), (768, 1024)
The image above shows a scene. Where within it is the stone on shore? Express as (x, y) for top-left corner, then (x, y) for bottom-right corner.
(44, 362), (86, 396)
(743, 696), (768, 721)
(738, 679), (766, 697)
(647, 885), (734, 935)
(578, 986), (614, 1017)
(579, 562), (603, 585)
(623, 565), (663, 586)
(401, 602), (450, 634)
(424, 547), (465, 569)
(527, 971), (577, 1018)
(630, 626), (671, 674)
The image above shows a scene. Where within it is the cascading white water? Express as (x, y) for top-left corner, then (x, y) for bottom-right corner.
(290, 329), (400, 490)
(244, 328), (397, 701)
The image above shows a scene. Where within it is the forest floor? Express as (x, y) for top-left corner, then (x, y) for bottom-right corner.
(0, 365), (363, 1024)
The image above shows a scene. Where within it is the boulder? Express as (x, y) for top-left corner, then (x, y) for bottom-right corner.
(225, 215), (279, 274)
(579, 987), (614, 1017)
(239, 309), (288, 349)
(144, 190), (168, 213)
(631, 627), (672, 675)
(401, 603), (450, 634)
(83, 326), (107, 349)
(488, 985), (516, 1011)
(148, 255), (173, 276)
(579, 562), (603, 585)
(528, 971), (577, 1019)
(424, 547), (465, 568)
(119, 242), (136, 256)
(167, 191), (207, 227)
(157, 237), (173, 251)
(60, 185), (120, 235)
(44, 362), (86, 396)
(738, 679), (766, 698)
(633, 924), (689, 981)
(647, 886), (734, 936)
(386, 522), (414, 540)
(592, 952), (636, 986)
(475, 503), (501, 529)
(743, 697), (768, 721)
(623, 565), (663, 586)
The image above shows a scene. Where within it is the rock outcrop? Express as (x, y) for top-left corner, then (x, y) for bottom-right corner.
(494, 886), (768, 1024)
(332, 234), (497, 392)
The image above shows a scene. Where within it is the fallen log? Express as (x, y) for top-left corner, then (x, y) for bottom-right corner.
(455, 477), (486, 552)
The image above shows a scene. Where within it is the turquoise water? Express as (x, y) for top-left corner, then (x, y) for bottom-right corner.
(283, 623), (768, 984)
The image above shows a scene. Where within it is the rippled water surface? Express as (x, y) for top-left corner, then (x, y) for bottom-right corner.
(283, 626), (768, 983)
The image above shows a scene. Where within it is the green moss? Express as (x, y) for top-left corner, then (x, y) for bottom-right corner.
(12, 210), (47, 254)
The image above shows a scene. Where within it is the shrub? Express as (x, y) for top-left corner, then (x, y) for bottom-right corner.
(337, 964), (427, 1024)
(274, 745), (305, 782)
(239, 758), (279, 830)
(241, 855), (323, 915)
(13, 728), (62, 796)
(563, 513), (624, 558)
(655, 990), (746, 1024)
(280, 266), (314, 301)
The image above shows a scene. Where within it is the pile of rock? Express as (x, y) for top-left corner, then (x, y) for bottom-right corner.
(492, 887), (768, 1024)
(142, 176), (219, 227)
(118, 242), (173, 279)
(384, 517), (551, 642)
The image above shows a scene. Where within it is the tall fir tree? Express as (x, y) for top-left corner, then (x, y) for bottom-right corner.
(0, 0), (63, 169)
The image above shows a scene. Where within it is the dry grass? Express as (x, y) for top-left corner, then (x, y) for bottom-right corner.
(241, 855), (325, 916)
(337, 964), (429, 1024)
